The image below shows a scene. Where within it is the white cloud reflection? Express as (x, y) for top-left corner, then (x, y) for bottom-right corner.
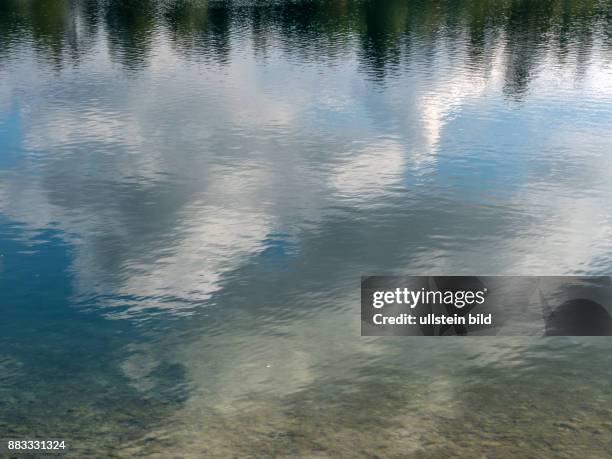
(1, 23), (612, 457)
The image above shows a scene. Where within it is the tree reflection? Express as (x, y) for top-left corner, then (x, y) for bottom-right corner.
(104, 0), (156, 71)
(1, 0), (610, 96)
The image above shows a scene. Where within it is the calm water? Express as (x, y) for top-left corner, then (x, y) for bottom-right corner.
(1, 0), (612, 457)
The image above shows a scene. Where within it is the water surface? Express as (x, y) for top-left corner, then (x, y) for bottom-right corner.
(1, 1), (612, 457)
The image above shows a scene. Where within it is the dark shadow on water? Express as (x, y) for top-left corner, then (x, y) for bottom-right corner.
(0, 220), (189, 453)
(544, 298), (612, 336)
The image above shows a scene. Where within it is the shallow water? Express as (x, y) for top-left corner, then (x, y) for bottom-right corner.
(1, 1), (612, 457)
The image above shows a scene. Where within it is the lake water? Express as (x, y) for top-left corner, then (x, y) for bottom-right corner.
(1, 1), (612, 457)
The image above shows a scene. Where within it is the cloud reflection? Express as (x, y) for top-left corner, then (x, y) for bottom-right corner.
(2, 1), (612, 455)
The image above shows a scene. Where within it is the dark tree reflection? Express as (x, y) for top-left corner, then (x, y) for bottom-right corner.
(1, 0), (610, 95)
(104, 0), (156, 71)
(0, 0), (99, 67)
